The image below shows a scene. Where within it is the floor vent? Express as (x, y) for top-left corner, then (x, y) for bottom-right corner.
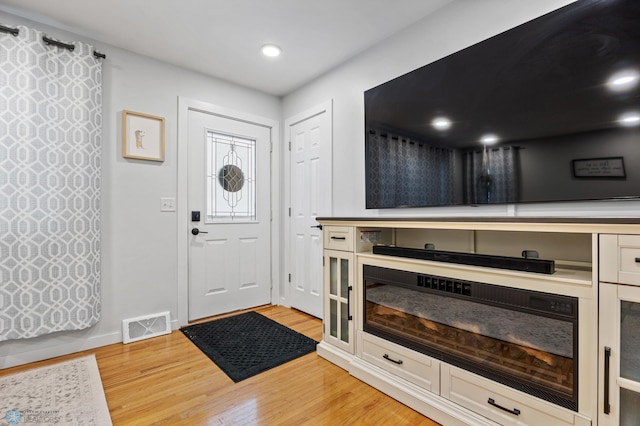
(122, 311), (171, 344)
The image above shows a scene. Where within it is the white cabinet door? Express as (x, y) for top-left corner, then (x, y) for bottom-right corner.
(599, 282), (640, 425)
(323, 249), (355, 354)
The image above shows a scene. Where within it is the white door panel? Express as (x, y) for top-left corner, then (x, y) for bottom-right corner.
(188, 109), (271, 320)
(288, 103), (332, 318)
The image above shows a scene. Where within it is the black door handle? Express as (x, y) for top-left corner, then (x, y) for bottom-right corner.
(310, 224), (323, 230)
(191, 228), (208, 235)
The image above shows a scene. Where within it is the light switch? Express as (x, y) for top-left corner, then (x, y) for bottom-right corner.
(160, 197), (176, 212)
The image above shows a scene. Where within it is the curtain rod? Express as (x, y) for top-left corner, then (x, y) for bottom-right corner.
(43, 35), (106, 59)
(0, 24), (105, 59)
(0, 24), (19, 36)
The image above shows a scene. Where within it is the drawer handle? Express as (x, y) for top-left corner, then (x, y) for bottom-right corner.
(635, 257), (640, 263)
(330, 236), (346, 240)
(383, 353), (403, 365)
(487, 398), (521, 416)
(604, 346), (611, 415)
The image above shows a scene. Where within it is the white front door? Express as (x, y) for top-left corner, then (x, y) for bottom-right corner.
(287, 101), (332, 318)
(187, 109), (272, 321)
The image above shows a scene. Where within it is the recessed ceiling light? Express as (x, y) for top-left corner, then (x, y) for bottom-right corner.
(480, 134), (499, 145)
(431, 116), (452, 131)
(606, 69), (639, 92)
(619, 112), (640, 127)
(261, 44), (282, 58)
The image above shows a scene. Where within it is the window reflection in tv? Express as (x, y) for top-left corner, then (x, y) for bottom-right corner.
(364, 0), (640, 209)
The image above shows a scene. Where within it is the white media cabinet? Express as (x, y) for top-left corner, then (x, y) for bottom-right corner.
(317, 217), (640, 426)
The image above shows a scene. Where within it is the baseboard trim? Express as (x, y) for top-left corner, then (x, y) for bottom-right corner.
(3, 318), (184, 369)
(0, 331), (121, 369)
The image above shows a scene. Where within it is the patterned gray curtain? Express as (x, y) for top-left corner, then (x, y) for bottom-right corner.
(0, 26), (102, 340)
(463, 146), (519, 204)
(366, 130), (456, 208)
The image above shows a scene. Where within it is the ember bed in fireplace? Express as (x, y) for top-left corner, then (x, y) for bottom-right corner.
(363, 265), (579, 411)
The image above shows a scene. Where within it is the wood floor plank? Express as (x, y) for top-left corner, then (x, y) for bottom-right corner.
(0, 305), (439, 425)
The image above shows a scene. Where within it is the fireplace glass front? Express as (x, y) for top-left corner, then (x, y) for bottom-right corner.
(363, 265), (579, 411)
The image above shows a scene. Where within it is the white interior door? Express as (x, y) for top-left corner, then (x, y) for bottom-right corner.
(288, 102), (332, 318)
(188, 109), (271, 321)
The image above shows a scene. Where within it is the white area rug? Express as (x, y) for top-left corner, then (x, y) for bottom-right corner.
(0, 355), (112, 425)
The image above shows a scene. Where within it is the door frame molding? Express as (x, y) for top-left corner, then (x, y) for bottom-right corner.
(283, 100), (333, 308)
(177, 96), (280, 326)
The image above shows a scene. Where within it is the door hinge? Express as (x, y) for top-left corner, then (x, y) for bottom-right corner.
(270, 141), (273, 153)
(323, 256), (325, 267)
(288, 273), (291, 283)
(288, 207), (291, 217)
(288, 141), (291, 151)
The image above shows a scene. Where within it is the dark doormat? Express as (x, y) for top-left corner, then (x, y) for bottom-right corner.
(181, 311), (318, 382)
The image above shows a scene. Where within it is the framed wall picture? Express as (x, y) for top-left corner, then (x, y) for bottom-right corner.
(572, 157), (626, 178)
(122, 110), (165, 161)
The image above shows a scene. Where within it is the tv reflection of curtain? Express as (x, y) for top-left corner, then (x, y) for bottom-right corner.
(366, 130), (455, 208)
(463, 146), (519, 204)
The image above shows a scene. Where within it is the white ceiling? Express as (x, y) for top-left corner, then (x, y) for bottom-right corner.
(0, 0), (452, 96)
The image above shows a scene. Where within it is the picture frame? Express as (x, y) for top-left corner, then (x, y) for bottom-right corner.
(572, 157), (626, 178)
(122, 110), (165, 161)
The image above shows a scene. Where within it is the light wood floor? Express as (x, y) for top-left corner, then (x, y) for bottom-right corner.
(1, 305), (439, 425)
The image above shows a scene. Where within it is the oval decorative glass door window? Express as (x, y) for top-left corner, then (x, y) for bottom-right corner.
(218, 164), (244, 192)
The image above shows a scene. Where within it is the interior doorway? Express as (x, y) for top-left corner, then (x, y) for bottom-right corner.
(285, 100), (333, 318)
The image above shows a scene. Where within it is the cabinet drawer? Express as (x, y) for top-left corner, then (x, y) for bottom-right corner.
(600, 234), (640, 285)
(360, 332), (439, 393)
(441, 365), (586, 426)
(324, 226), (354, 251)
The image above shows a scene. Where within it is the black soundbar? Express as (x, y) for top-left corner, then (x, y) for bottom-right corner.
(372, 246), (555, 274)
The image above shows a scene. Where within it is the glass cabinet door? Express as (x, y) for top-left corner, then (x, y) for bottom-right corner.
(600, 282), (640, 426)
(323, 249), (354, 354)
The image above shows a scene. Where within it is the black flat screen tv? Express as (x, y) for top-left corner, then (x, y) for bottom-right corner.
(364, 0), (640, 209)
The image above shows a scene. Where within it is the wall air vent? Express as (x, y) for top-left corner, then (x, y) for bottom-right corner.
(122, 311), (171, 344)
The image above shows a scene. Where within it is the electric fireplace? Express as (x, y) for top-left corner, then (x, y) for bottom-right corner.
(363, 264), (579, 411)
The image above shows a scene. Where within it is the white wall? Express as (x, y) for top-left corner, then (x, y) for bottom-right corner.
(282, 0), (640, 219)
(5, 0), (640, 369)
(0, 11), (280, 368)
